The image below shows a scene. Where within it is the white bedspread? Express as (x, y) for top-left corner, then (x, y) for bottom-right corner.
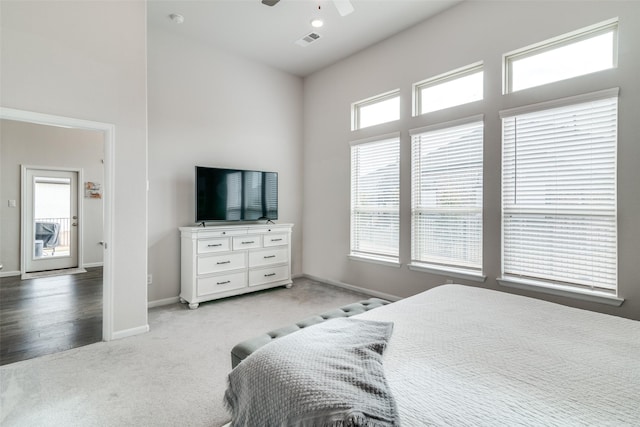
(356, 285), (640, 426)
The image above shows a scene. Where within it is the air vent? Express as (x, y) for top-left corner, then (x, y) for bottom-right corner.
(295, 32), (321, 47)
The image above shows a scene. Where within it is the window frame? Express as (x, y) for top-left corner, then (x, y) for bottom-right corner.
(413, 62), (484, 116)
(351, 89), (400, 131)
(349, 132), (401, 266)
(503, 18), (618, 94)
(498, 88), (621, 305)
(408, 115), (486, 281)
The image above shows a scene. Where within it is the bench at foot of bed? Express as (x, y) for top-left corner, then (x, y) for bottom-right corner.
(230, 297), (391, 368)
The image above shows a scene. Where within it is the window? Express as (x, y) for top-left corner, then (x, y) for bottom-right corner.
(413, 63), (483, 115)
(352, 90), (400, 130)
(350, 134), (400, 263)
(500, 89), (618, 294)
(410, 116), (483, 275)
(504, 19), (617, 93)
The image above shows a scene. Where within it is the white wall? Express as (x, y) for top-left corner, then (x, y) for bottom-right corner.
(0, 1), (148, 334)
(0, 120), (104, 272)
(147, 27), (304, 303)
(303, 1), (640, 320)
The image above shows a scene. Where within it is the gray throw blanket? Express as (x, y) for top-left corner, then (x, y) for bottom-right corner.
(224, 317), (399, 427)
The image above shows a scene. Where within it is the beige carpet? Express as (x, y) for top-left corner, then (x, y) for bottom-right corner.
(0, 277), (371, 426)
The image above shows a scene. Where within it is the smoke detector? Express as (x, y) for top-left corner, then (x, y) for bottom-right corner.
(169, 13), (184, 24)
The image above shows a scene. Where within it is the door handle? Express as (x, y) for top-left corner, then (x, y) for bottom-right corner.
(72, 223), (78, 226)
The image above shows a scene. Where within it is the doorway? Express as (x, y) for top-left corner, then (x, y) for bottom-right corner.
(0, 107), (115, 344)
(23, 167), (81, 275)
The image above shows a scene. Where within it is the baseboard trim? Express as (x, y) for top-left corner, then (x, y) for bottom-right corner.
(0, 270), (21, 277)
(302, 274), (402, 302)
(83, 262), (104, 268)
(148, 296), (180, 308)
(112, 324), (149, 340)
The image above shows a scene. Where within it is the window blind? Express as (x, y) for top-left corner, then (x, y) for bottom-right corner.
(501, 95), (618, 292)
(410, 118), (483, 270)
(350, 135), (400, 261)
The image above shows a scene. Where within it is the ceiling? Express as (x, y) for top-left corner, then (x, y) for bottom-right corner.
(148, 0), (463, 77)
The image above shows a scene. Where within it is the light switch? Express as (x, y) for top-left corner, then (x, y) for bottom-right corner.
(8, 200), (16, 208)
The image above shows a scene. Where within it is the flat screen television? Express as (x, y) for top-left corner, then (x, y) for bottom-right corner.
(195, 166), (278, 223)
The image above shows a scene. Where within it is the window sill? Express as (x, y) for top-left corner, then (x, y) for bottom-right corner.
(408, 263), (486, 282)
(497, 276), (624, 307)
(348, 254), (401, 268)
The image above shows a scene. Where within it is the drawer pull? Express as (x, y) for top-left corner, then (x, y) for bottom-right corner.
(271, 238), (283, 242)
(208, 243), (222, 247)
(217, 280), (231, 285)
(264, 255), (276, 259)
(217, 260), (231, 265)
(241, 241), (255, 245)
(264, 273), (276, 277)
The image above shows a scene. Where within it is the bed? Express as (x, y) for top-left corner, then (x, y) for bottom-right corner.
(225, 285), (640, 426)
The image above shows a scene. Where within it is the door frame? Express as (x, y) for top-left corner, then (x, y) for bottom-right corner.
(1, 107), (115, 341)
(21, 165), (84, 274)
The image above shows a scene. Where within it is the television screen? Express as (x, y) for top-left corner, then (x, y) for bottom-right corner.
(196, 166), (278, 222)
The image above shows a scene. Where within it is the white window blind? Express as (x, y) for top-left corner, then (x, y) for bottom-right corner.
(351, 135), (400, 261)
(411, 117), (483, 271)
(501, 92), (618, 292)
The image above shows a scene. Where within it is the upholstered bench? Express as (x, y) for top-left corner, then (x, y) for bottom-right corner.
(230, 298), (391, 368)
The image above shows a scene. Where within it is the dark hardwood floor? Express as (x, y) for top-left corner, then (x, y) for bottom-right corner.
(0, 267), (102, 366)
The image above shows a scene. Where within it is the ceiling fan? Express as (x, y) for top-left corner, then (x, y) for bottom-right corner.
(261, 0), (355, 17)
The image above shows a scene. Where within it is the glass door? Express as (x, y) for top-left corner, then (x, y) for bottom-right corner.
(23, 167), (79, 273)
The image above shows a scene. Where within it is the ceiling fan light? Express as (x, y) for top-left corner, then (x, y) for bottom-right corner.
(310, 18), (324, 28)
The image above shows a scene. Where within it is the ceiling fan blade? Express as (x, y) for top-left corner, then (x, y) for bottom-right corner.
(333, 0), (354, 16)
(262, 0), (280, 6)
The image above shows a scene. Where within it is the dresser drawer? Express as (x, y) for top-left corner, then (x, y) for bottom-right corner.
(198, 252), (246, 275)
(262, 233), (288, 247)
(195, 229), (247, 239)
(249, 265), (289, 287)
(232, 235), (262, 250)
(197, 237), (230, 254)
(249, 247), (288, 268)
(197, 271), (247, 296)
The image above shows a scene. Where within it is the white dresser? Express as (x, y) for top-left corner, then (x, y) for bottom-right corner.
(179, 223), (293, 309)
